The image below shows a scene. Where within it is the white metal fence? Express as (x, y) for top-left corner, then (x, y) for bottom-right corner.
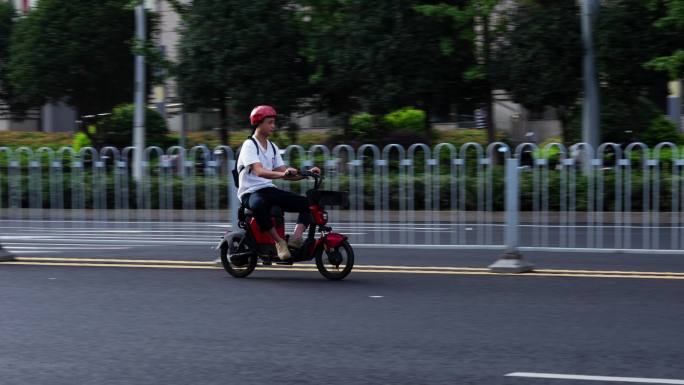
(1, 142), (683, 253)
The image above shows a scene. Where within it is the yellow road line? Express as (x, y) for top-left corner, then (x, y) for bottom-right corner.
(14, 257), (684, 277)
(4, 259), (684, 280)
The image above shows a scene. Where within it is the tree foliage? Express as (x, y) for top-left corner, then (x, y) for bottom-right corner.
(7, 0), (145, 117)
(492, 0), (582, 140)
(493, 0), (581, 115)
(300, 0), (478, 127)
(414, 0), (505, 142)
(0, 1), (22, 113)
(176, 0), (308, 144)
(0, 1), (14, 103)
(596, 0), (679, 140)
(644, 0), (684, 79)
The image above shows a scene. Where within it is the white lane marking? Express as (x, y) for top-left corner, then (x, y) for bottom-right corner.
(354, 244), (503, 249)
(0, 237), (213, 245)
(369, 296), (384, 299)
(2, 243), (152, 247)
(505, 372), (684, 384)
(0, 235), (218, 240)
(6, 246), (130, 250)
(9, 251), (59, 254)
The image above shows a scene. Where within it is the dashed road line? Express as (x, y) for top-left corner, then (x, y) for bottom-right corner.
(505, 372), (684, 384)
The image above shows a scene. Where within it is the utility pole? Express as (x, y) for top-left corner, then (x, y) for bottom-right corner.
(581, 0), (600, 150)
(133, 1), (147, 181)
(668, 80), (682, 132)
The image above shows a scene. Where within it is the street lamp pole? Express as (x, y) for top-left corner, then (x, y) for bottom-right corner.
(581, 0), (600, 151)
(133, 1), (147, 182)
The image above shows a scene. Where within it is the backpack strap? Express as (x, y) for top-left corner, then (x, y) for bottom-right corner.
(232, 137), (259, 188)
(233, 137), (277, 188)
(240, 138), (259, 174)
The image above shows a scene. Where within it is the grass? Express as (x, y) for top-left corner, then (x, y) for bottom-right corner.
(0, 131), (74, 149)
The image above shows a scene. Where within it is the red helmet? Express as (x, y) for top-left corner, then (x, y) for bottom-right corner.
(249, 105), (277, 125)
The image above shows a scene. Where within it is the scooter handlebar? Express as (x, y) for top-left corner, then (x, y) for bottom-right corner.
(299, 169), (322, 179)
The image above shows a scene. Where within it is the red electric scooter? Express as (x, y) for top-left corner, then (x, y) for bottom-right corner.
(216, 170), (354, 280)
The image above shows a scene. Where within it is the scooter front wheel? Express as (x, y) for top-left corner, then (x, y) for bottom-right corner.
(315, 240), (354, 281)
(220, 234), (257, 278)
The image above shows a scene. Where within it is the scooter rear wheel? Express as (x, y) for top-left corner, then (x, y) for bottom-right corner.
(220, 234), (257, 278)
(315, 240), (354, 281)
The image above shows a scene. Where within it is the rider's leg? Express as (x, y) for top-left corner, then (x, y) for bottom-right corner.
(293, 223), (306, 240)
(268, 189), (311, 247)
(266, 227), (285, 244)
(248, 189), (290, 258)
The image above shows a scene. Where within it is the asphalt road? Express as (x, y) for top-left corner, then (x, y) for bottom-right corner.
(3, 218), (684, 252)
(2, 219), (684, 272)
(1, 263), (683, 385)
(2, 220), (684, 384)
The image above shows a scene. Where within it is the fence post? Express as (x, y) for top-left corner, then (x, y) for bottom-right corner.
(489, 157), (534, 273)
(0, 243), (13, 262)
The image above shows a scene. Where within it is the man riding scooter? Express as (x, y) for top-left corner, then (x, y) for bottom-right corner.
(235, 105), (320, 260)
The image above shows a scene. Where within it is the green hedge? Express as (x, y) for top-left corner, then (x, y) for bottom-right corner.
(1, 168), (681, 211)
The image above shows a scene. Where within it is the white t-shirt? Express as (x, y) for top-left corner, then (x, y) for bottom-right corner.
(236, 136), (285, 202)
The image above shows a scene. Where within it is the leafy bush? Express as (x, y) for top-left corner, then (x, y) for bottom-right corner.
(383, 107), (426, 135)
(2, 168), (676, 212)
(72, 132), (93, 151)
(349, 113), (378, 140)
(91, 104), (170, 149)
(532, 136), (563, 166)
(638, 115), (683, 146)
(437, 129), (508, 147)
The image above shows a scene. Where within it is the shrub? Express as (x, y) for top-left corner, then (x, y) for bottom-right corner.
(437, 129), (508, 147)
(349, 113), (378, 140)
(72, 132), (93, 152)
(383, 107), (426, 135)
(532, 136), (563, 166)
(638, 115), (683, 146)
(91, 104), (170, 149)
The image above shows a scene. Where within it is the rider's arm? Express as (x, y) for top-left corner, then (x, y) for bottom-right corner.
(250, 162), (291, 179)
(249, 162), (285, 179)
(274, 165), (304, 180)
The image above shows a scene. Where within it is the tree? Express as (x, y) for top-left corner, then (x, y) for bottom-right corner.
(0, 1), (14, 103)
(176, 0), (309, 145)
(596, 0), (680, 142)
(7, 0), (145, 119)
(301, 0), (478, 137)
(415, 0), (504, 144)
(645, 0), (684, 80)
(0, 1), (17, 112)
(492, 0), (583, 143)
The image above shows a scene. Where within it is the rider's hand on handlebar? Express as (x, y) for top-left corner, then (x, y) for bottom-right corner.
(283, 167), (298, 178)
(309, 167), (321, 175)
